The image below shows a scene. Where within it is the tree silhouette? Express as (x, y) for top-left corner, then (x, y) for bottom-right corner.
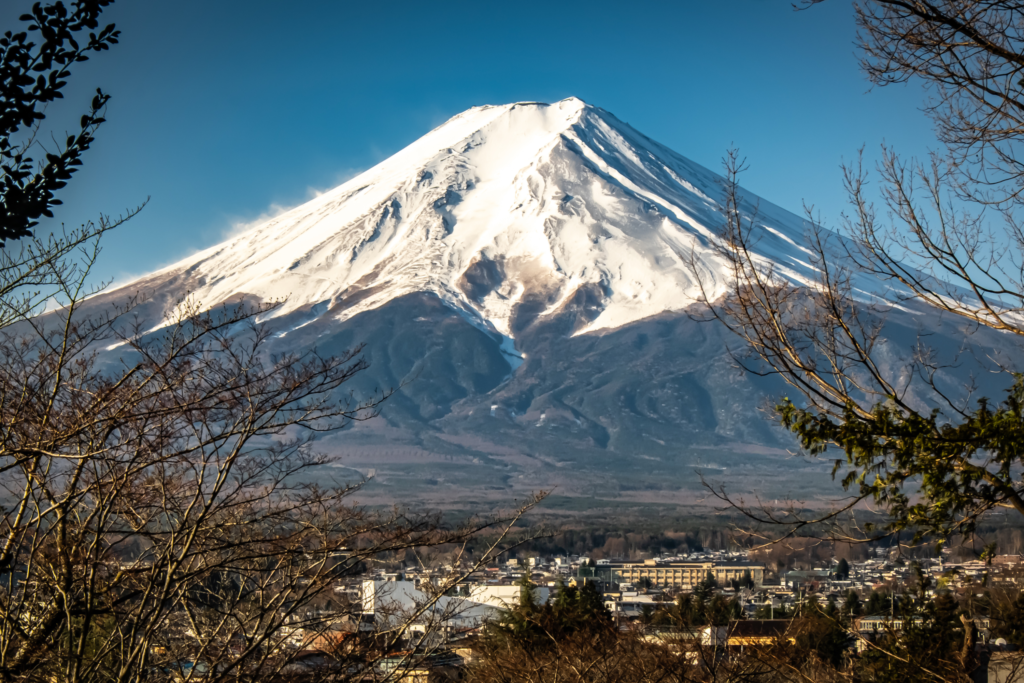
(1, 1), (120, 244)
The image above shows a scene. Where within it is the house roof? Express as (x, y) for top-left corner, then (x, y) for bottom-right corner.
(728, 620), (794, 638)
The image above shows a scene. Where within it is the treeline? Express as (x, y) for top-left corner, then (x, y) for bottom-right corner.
(465, 525), (739, 561)
(461, 523), (1024, 575)
(511, 528), (707, 559)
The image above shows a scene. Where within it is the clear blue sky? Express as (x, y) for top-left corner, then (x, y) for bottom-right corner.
(2, 0), (934, 285)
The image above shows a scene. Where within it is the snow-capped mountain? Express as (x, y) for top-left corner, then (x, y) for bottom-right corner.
(93, 98), (1014, 508)
(131, 97), (819, 359)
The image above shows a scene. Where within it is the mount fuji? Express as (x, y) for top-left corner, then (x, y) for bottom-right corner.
(86, 98), (1014, 509)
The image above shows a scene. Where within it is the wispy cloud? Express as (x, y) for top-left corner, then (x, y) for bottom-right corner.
(98, 165), (371, 293)
(220, 166), (367, 240)
(220, 202), (293, 241)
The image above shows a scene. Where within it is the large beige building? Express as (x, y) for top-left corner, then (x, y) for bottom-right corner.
(608, 559), (764, 589)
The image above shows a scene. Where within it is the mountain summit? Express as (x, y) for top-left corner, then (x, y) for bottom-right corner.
(129, 98), (818, 360)
(96, 99), (1002, 508)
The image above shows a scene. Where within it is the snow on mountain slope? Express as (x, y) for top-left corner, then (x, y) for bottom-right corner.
(131, 97), (825, 355)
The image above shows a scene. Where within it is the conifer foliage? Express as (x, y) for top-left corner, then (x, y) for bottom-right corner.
(487, 572), (612, 647)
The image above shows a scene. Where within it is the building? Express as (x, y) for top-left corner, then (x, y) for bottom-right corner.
(362, 580), (423, 615)
(977, 651), (1024, 683)
(377, 649), (464, 683)
(855, 615), (989, 636)
(855, 615), (925, 636)
(467, 584), (549, 609)
(726, 620), (795, 648)
(361, 579), (497, 631)
(608, 560), (764, 590)
(783, 569), (830, 590)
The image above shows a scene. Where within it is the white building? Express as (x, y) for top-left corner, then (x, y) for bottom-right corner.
(360, 579), (543, 631)
(467, 584), (550, 610)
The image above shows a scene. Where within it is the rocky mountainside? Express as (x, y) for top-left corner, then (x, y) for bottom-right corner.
(85, 98), (1017, 510)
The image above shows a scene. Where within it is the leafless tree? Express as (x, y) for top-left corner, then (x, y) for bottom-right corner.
(466, 618), (859, 683)
(0, 4), (546, 681)
(0, 222), (544, 683)
(689, 2), (1024, 548)
(802, 1), (1024, 206)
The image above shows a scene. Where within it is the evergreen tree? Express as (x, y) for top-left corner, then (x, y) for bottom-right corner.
(491, 570), (543, 643)
(551, 578), (576, 617)
(576, 580), (610, 624)
(843, 589), (862, 617)
(489, 576), (613, 648)
(824, 595), (838, 619)
(866, 591), (886, 615)
(694, 571), (718, 602)
(797, 601), (851, 670)
(518, 569), (538, 614)
(675, 593), (695, 627)
(856, 589), (968, 683)
(836, 558), (850, 580)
